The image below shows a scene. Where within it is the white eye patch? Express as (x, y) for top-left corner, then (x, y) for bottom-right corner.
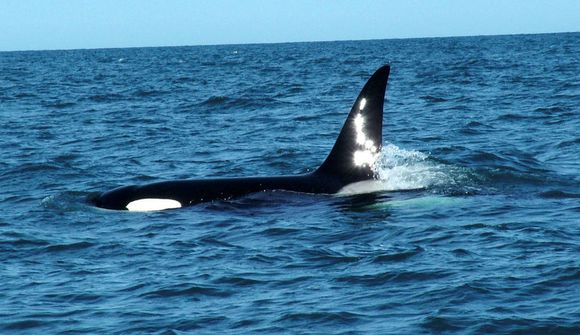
(126, 198), (182, 211)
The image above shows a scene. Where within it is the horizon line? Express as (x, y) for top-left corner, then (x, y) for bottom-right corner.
(1, 30), (577, 54)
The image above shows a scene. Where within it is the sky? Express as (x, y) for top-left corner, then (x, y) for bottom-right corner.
(0, 0), (578, 52)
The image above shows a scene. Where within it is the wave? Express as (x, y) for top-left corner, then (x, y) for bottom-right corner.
(200, 95), (228, 106)
(132, 88), (169, 98)
(341, 141), (570, 199)
(140, 284), (233, 299)
(44, 241), (95, 253)
(198, 95), (289, 110)
(375, 144), (447, 190)
(539, 190), (580, 199)
(337, 269), (452, 285)
(337, 143), (478, 197)
(41, 192), (96, 212)
(277, 311), (362, 324)
(86, 93), (125, 103)
(420, 95), (447, 103)
(41, 100), (77, 109)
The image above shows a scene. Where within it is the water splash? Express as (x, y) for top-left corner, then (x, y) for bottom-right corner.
(339, 143), (470, 196)
(374, 144), (450, 191)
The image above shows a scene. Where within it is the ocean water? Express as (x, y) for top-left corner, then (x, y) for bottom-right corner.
(1, 33), (578, 334)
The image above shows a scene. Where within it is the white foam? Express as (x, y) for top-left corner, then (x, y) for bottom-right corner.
(126, 198), (182, 211)
(340, 143), (455, 195)
(373, 144), (451, 190)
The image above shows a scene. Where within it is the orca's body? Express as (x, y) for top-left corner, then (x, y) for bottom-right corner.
(95, 65), (390, 211)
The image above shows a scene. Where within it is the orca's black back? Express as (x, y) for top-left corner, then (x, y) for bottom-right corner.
(95, 65), (391, 210)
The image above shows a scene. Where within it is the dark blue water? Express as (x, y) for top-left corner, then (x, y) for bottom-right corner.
(1, 33), (578, 334)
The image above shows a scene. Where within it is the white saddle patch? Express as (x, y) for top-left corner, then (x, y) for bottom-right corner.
(126, 198), (182, 211)
(337, 180), (386, 196)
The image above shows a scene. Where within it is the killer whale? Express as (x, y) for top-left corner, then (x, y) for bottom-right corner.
(94, 65), (390, 211)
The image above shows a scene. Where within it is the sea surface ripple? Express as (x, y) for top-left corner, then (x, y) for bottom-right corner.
(0, 33), (579, 334)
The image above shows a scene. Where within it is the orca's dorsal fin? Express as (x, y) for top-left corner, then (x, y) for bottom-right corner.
(316, 65), (390, 183)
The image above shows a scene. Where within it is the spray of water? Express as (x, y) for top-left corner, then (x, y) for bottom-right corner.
(338, 143), (464, 195)
(374, 144), (451, 190)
